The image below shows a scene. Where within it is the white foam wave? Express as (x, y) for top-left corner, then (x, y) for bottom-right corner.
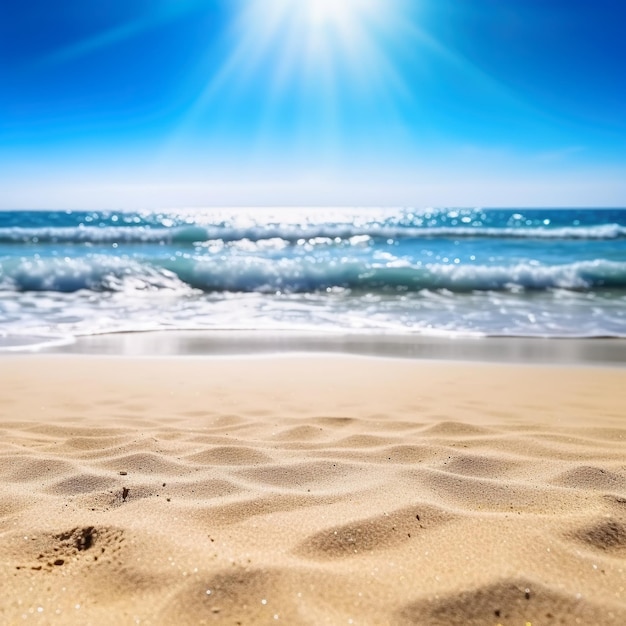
(2, 255), (625, 294)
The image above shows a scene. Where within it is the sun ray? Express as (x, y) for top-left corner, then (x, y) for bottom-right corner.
(171, 0), (408, 145)
(36, 1), (205, 68)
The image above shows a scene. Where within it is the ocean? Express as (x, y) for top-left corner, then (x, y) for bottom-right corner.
(1, 207), (625, 351)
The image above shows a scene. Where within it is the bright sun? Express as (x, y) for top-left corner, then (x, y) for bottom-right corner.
(184, 0), (401, 125)
(217, 0), (389, 86)
(305, 0), (369, 28)
(264, 0), (380, 35)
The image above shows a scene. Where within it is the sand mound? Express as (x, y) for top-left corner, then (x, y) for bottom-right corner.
(397, 578), (626, 625)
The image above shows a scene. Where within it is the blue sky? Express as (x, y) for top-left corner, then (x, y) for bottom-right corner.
(0, 0), (624, 208)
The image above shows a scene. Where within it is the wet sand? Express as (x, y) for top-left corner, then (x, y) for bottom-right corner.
(1, 354), (625, 624)
(48, 330), (626, 366)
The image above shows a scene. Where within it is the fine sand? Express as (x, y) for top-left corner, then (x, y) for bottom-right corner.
(0, 355), (625, 625)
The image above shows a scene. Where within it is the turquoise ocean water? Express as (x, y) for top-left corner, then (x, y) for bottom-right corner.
(0, 208), (625, 350)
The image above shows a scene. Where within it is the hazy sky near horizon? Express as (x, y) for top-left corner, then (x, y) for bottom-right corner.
(1, 0), (624, 209)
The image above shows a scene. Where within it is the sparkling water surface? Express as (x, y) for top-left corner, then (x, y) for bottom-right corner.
(1, 207), (625, 350)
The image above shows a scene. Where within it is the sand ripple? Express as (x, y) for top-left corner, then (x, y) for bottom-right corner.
(0, 356), (625, 624)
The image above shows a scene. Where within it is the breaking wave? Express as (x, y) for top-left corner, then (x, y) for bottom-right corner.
(2, 255), (625, 294)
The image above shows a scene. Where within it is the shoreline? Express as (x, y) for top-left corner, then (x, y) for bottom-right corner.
(25, 329), (626, 367)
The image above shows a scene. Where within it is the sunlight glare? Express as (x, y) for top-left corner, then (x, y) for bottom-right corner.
(169, 0), (407, 147)
(306, 0), (370, 28)
(265, 0), (382, 36)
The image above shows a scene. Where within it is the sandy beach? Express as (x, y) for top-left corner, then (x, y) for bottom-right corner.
(1, 354), (625, 625)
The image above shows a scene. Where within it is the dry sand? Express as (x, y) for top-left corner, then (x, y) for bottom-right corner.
(0, 355), (625, 625)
